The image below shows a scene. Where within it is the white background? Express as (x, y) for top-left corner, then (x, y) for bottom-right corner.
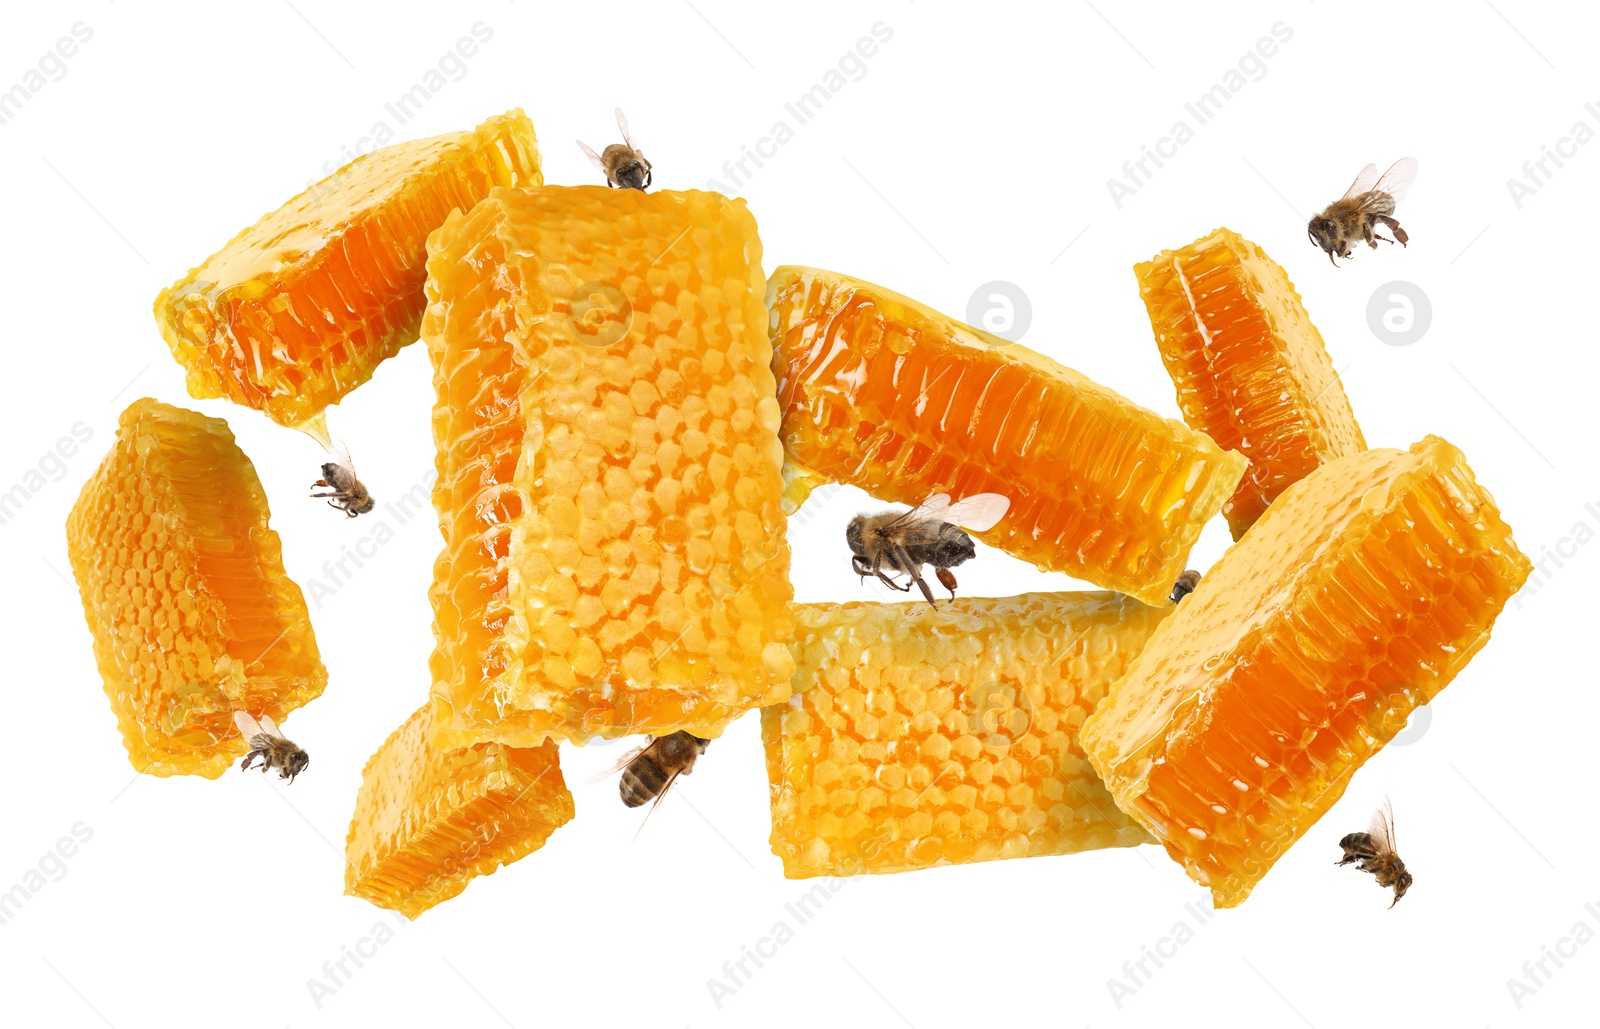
(0, 2), (1593, 1027)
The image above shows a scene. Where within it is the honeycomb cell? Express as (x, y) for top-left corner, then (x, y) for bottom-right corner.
(345, 705), (573, 919)
(1135, 228), (1366, 538)
(764, 593), (1170, 878)
(65, 399), (326, 777)
(1082, 436), (1531, 907)
(154, 110), (541, 427)
(424, 186), (793, 748)
(768, 266), (1247, 606)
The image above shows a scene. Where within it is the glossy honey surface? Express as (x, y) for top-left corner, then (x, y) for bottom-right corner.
(1081, 436), (1530, 906)
(764, 593), (1168, 877)
(345, 705), (573, 919)
(65, 398), (325, 777)
(154, 110), (541, 426)
(768, 266), (1247, 606)
(1135, 228), (1365, 538)
(424, 186), (793, 749)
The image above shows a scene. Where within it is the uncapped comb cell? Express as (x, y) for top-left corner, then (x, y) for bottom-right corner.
(1135, 227), (1366, 538)
(345, 705), (573, 919)
(764, 594), (1169, 878)
(154, 110), (542, 427)
(65, 399), (326, 777)
(768, 267), (1248, 607)
(424, 186), (794, 750)
(1082, 436), (1530, 907)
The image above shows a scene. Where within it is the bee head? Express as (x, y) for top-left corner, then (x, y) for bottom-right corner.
(1395, 868), (1413, 899)
(285, 750), (310, 778)
(1306, 216), (1336, 249)
(844, 516), (867, 557)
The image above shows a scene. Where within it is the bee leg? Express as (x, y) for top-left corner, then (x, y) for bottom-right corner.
(894, 547), (939, 609)
(1376, 215), (1408, 247)
(869, 555), (912, 593)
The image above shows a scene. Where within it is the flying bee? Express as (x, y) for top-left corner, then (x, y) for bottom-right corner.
(577, 107), (653, 190)
(233, 711), (310, 783)
(846, 492), (1011, 609)
(1336, 797), (1413, 907)
(310, 439), (374, 517)
(1307, 157), (1418, 265)
(1170, 569), (1201, 604)
(585, 732), (709, 831)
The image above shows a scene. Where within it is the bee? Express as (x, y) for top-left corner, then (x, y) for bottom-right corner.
(1307, 157), (1418, 265)
(233, 711), (310, 783)
(577, 107), (653, 190)
(1170, 569), (1201, 604)
(310, 440), (374, 517)
(1336, 797), (1413, 907)
(846, 492), (1011, 609)
(585, 732), (709, 830)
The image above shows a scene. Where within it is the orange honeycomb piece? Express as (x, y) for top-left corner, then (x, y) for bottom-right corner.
(1135, 228), (1366, 539)
(154, 110), (541, 427)
(1082, 436), (1531, 907)
(424, 186), (794, 749)
(65, 399), (326, 777)
(764, 593), (1168, 878)
(345, 705), (573, 919)
(769, 267), (1247, 606)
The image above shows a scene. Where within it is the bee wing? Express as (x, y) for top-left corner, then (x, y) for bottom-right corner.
(1369, 797), (1397, 855)
(327, 437), (358, 478)
(1368, 156), (1418, 204)
(614, 107), (639, 150)
(581, 745), (647, 785)
(256, 714), (289, 741)
(232, 710), (263, 740)
(1340, 162), (1379, 200)
(633, 767), (685, 841)
(940, 492), (1011, 533)
(884, 493), (952, 528)
(576, 139), (607, 171)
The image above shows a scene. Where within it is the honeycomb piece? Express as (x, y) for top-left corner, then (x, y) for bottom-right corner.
(154, 110), (541, 427)
(764, 593), (1169, 878)
(65, 399), (326, 777)
(345, 705), (573, 919)
(423, 186), (794, 748)
(1135, 228), (1366, 539)
(768, 266), (1247, 607)
(1082, 436), (1531, 907)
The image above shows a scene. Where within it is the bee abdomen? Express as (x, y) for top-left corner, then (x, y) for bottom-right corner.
(620, 756), (669, 808)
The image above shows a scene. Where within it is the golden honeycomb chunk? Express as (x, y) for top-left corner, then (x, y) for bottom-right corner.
(1082, 436), (1531, 907)
(768, 266), (1247, 606)
(1135, 228), (1366, 538)
(66, 398), (326, 777)
(424, 186), (793, 748)
(154, 110), (541, 427)
(764, 593), (1169, 877)
(345, 705), (573, 919)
